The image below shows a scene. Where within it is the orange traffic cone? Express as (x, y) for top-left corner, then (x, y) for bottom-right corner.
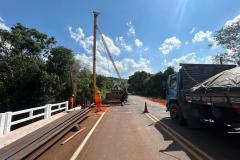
(143, 102), (149, 113)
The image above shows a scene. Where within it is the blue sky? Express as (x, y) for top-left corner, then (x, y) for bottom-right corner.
(0, 0), (240, 78)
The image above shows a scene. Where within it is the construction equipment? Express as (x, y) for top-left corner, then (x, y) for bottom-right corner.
(91, 11), (128, 105)
(92, 11), (99, 101)
(98, 28), (128, 104)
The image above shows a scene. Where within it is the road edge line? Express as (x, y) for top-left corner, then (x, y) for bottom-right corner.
(147, 113), (214, 160)
(70, 112), (106, 160)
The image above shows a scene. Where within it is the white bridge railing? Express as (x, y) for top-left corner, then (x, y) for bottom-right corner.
(0, 101), (68, 136)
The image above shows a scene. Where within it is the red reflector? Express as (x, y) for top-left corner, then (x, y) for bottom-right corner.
(232, 104), (240, 109)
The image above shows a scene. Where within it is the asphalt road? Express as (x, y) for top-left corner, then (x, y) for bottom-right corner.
(75, 96), (192, 160)
(38, 95), (240, 160)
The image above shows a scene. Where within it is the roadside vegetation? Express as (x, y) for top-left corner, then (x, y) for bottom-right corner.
(128, 19), (240, 98)
(0, 23), (115, 112)
(1, 17), (239, 112)
(128, 67), (174, 98)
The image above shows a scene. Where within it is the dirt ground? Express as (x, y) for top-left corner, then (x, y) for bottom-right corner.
(144, 97), (167, 106)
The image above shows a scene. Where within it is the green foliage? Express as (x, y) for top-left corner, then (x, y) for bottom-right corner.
(213, 21), (240, 65)
(0, 24), (82, 112)
(96, 75), (125, 96)
(46, 46), (76, 100)
(128, 71), (151, 94)
(128, 67), (175, 98)
(76, 68), (92, 102)
(0, 23), (55, 57)
(0, 24), (57, 112)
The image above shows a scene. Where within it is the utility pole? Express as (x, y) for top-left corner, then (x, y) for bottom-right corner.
(92, 11), (99, 100)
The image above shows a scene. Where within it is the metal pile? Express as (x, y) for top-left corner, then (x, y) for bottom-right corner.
(0, 108), (91, 160)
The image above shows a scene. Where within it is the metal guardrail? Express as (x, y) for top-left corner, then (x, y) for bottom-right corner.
(0, 101), (68, 136)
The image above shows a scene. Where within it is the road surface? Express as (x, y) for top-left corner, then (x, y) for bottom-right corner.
(38, 95), (240, 160)
(75, 96), (192, 160)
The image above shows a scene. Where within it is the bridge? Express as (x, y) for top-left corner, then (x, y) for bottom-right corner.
(0, 96), (240, 160)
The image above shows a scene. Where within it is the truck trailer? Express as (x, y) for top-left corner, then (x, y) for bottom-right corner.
(166, 63), (240, 128)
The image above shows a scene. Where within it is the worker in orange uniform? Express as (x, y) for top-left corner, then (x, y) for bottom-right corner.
(69, 94), (75, 109)
(95, 90), (102, 112)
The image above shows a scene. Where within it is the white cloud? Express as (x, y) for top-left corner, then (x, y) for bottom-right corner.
(75, 53), (151, 78)
(0, 17), (10, 31)
(190, 27), (196, 34)
(143, 47), (149, 52)
(135, 38), (143, 47)
(192, 30), (212, 42)
(192, 30), (217, 47)
(159, 36), (181, 54)
(69, 25), (151, 78)
(116, 57), (151, 77)
(224, 14), (240, 28)
(203, 56), (214, 64)
(68, 26), (85, 41)
(185, 41), (189, 45)
(165, 53), (216, 70)
(126, 21), (135, 36)
(166, 52), (197, 68)
(115, 36), (133, 52)
(101, 34), (121, 56)
(69, 26), (120, 56)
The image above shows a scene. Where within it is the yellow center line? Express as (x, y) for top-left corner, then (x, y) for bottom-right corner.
(145, 113), (214, 160)
(147, 113), (214, 160)
(145, 113), (158, 123)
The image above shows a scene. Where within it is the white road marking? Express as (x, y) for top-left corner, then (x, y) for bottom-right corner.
(61, 127), (86, 145)
(70, 112), (106, 160)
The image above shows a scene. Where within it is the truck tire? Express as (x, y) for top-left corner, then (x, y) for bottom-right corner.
(169, 103), (185, 125)
(186, 107), (202, 129)
(187, 118), (202, 129)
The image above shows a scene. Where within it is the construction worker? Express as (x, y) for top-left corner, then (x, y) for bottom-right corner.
(120, 90), (127, 106)
(95, 90), (102, 112)
(69, 94), (75, 109)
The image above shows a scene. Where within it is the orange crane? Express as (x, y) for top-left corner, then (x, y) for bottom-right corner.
(92, 11), (128, 105)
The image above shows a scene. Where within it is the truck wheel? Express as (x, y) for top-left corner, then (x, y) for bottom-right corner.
(187, 118), (202, 129)
(169, 103), (185, 125)
(215, 121), (230, 131)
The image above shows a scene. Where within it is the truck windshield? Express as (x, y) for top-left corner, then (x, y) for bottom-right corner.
(170, 78), (177, 89)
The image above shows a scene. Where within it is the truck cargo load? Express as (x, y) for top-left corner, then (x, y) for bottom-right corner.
(190, 67), (240, 94)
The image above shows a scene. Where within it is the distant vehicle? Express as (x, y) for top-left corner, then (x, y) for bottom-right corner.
(103, 89), (128, 104)
(166, 63), (240, 128)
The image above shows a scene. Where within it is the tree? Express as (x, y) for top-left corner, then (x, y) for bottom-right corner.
(0, 23), (55, 57)
(0, 24), (56, 112)
(128, 71), (151, 94)
(76, 67), (92, 102)
(128, 67), (175, 98)
(213, 20), (240, 65)
(46, 46), (76, 100)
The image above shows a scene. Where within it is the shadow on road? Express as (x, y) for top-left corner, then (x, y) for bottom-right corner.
(155, 117), (240, 160)
(153, 121), (196, 160)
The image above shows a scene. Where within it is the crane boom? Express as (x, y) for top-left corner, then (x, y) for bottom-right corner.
(97, 28), (125, 89)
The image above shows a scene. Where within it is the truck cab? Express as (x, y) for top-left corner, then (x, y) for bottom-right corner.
(166, 73), (178, 110)
(166, 72), (186, 125)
